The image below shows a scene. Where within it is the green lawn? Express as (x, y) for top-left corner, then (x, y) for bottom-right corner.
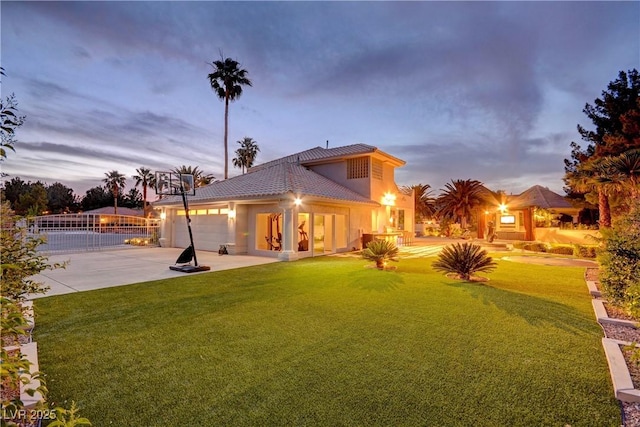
(34, 256), (620, 426)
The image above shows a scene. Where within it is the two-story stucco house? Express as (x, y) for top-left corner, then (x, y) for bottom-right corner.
(154, 144), (414, 261)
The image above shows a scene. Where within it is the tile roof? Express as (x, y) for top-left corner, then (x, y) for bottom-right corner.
(250, 143), (404, 172)
(155, 161), (378, 207)
(508, 185), (572, 209)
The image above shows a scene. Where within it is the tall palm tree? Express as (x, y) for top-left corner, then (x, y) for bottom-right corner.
(232, 137), (260, 174)
(133, 167), (156, 217)
(402, 183), (436, 224)
(207, 56), (252, 180)
(436, 179), (484, 229)
(103, 170), (126, 215)
(172, 165), (215, 188)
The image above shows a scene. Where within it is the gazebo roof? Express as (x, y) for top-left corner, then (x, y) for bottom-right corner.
(508, 185), (573, 210)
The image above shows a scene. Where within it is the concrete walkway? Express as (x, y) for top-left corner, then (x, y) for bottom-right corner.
(29, 247), (278, 299)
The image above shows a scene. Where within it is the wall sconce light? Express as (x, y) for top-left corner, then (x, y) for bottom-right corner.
(382, 192), (396, 206)
(498, 204), (508, 213)
(160, 212), (167, 220)
(228, 209), (236, 219)
(294, 197), (302, 206)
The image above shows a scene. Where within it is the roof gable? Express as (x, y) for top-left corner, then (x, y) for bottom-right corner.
(509, 185), (572, 209)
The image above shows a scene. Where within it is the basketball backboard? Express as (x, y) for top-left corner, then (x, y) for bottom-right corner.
(155, 172), (195, 196)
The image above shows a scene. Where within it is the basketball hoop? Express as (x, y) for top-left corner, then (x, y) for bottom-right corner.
(155, 172), (196, 197)
(155, 171), (210, 273)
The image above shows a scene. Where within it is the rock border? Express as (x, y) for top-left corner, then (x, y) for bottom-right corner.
(589, 277), (640, 403)
(602, 338), (640, 403)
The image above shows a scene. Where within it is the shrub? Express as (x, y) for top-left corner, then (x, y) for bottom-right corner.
(598, 204), (640, 312)
(523, 242), (549, 253)
(573, 244), (597, 259)
(362, 240), (399, 269)
(1, 202), (65, 300)
(432, 242), (497, 281)
(547, 246), (574, 256)
(512, 241), (527, 250)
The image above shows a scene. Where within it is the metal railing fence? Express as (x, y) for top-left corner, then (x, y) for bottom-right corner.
(26, 214), (161, 254)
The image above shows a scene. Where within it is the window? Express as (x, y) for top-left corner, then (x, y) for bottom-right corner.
(298, 213), (309, 252)
(177, 208), (227, 216)
(256, 213), (282, 251)
(347, 157), (369, 179)
(500, 215), (516, 224)
(390, 209), (406, 230)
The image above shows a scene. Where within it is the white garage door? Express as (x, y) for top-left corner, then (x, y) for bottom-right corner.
(173, 214), (228, 252)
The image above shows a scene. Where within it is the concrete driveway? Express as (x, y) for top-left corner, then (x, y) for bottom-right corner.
(29, 247), (278, 298)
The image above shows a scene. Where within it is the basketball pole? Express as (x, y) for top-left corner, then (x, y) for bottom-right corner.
(155, 170), (210, 273)
(180, 181), (199, 267)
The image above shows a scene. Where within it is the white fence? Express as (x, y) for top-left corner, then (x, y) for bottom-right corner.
(28, 214), (161, 253)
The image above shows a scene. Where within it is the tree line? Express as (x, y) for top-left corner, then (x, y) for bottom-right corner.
(1, 135), (260, 217)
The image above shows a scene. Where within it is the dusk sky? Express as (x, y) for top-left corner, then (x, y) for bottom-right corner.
(1, 1), (638, 199)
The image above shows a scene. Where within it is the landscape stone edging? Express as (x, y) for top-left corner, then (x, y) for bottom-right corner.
(6, 301), (45, 409)
(588, 278), (640, 403)
(586, 281), (601, 298)
(602, 338), (640, 403)
(592, 299), (639, 328)
(5, 341), (44, 409)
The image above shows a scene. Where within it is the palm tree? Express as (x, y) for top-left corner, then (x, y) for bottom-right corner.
(133, 167), (156, 217)
(436, 179), (484, 229)
(566, 158), (614, 228)
(207, 56), (252, 180)
(232, 137), (260, 174)
(172, 165), (215, 188)
(361, 240), (399, 270)
(432, 242), (497, 281)
(103, 170), (126, 215)
(402, 183), (436, 224)
(603, 148), (640, 199)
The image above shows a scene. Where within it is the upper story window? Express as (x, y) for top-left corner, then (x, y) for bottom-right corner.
(347, 157), (369, 179)
(372, 159), (383, 180)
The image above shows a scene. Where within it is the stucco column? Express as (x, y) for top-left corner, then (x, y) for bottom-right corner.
(159, 208), (169, 247)
(278, 201), (299, 261)
(225, 202), (237, 254)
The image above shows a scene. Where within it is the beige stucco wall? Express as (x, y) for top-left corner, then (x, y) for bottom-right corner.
(310, 161), (371, 198)
(535, 228), (600, 244)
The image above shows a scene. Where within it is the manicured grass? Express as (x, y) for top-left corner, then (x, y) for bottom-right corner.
(34, 256), (620, 426)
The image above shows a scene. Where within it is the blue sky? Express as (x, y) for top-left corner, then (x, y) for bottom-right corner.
(1, 1), (638, 199)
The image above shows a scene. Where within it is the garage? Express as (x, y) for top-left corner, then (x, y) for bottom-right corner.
(172, 209), (229, 252)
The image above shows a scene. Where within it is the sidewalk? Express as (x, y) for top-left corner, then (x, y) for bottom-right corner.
(29, 247), (278, 299)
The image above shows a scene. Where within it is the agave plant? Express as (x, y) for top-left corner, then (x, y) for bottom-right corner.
(362, 240), (399, 269)
(432, 242), (497, 281)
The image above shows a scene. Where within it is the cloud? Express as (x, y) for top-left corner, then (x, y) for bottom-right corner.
(2, 1), (637, 199)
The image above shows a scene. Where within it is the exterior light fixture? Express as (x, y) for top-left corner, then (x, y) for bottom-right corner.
(498, 204), (508, 213)
(228, 209), (236, 219)
(294, 197), (302, 206)
(382, 192), (396, 206)
(160, 212), (167, 220)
